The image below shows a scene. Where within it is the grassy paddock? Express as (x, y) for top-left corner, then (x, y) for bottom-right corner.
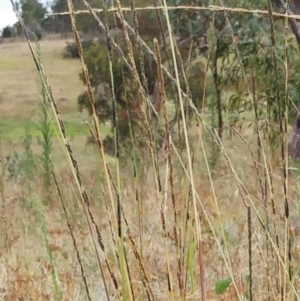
(1, 5), (300, 301)
(0, 38), (111, 153)
(0, 40), (82, 116)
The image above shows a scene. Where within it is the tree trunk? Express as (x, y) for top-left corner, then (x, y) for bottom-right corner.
(273, 0), (300, 160)
(288, 101), (300, 160)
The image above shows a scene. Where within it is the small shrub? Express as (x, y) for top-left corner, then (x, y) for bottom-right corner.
(63, 40), (94, 59)
(77, 40), (158, 157)
(1, 26), (15, 38)
(6, 131), (37, 183)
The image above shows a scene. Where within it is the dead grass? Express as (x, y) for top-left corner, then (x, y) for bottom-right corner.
(1, 135), (299, 300)
(1, 21), (300, 301)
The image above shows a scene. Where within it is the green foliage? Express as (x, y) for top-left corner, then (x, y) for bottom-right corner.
(51, 0), (107, 35)
(169, 59), (209, 110)
(72, 3), (211, 156)
(50, 0), (71, 33)
(1, 26), (15, 38)
(77, 40), (158, 155)
(67, 0), (300, 159)
(169, 0), (300, 152)
(20, 0), (47, 24)
(37, 43), (53, 204)
(6, 130), (37, 183)
(214, 277), (232, 295)
(226, 31), (300, 149)
(170, 0), (214, 40)
(30, 23), (44, 40)
(23, 130), (36, 180)
(6, 152), (22, 182)
(63, 40), (94, 59)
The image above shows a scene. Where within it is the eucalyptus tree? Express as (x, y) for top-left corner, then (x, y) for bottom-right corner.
(169, 0), (300, 157)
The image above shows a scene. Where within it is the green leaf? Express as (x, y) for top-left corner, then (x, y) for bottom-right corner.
(214, 277), (232, 295)
(147, 10), (155, 20)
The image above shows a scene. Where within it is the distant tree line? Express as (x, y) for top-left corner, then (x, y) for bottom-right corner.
(1, 0), (115, 39)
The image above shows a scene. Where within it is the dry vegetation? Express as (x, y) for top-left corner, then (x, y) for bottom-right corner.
(1, 4), (300, 301)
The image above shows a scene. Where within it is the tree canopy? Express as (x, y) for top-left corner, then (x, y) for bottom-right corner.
(72, 0), (300, 160)
(20, 0), (47, 24)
